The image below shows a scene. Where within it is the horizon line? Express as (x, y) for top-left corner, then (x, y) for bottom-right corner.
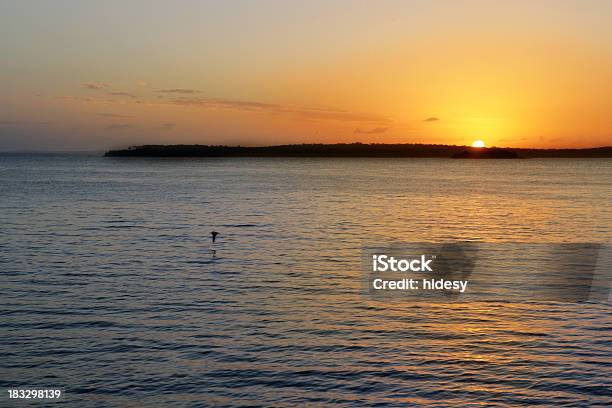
(2, 142), (612, 154)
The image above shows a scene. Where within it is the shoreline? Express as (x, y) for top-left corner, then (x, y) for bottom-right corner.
(104, 143), (612, 159)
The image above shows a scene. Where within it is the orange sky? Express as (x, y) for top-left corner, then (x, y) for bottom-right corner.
(1, 1), (611, 150)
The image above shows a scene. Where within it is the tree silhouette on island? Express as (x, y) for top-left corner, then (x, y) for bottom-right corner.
(105, 143), (612, 159)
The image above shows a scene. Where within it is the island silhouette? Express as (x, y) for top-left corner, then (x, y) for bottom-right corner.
(105, 143), (612, 158)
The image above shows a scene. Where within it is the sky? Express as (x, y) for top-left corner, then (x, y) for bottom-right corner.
(1, 0), (611, 151)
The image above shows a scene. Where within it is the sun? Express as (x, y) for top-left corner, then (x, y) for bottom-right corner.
(471, 139), (486, 148)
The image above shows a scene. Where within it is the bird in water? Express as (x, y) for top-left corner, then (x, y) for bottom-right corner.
(211, 231), (219, 256)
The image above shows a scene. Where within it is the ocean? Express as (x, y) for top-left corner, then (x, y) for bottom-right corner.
(1, 154), (611, 406)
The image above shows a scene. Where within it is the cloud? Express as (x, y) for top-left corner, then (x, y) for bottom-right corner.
(293, 108), (389, 123)
(107, 92), (137, 98)
(157, 88), (201, 94)
(82, 82), (109, 90)
(135, 80), (148, 87)
(97, 113), (133, 118)
(56, 91), (391, 124)
(57, 95), (94, 102)
(354, 127), (389, 134)
(156, 123), (176, 130)
(168, 96), (391, 123)
(423, 117), (439, 122)
(0, 120), (54, 126)
(104, 123), (131, 131)
(171, 97), (277, 110)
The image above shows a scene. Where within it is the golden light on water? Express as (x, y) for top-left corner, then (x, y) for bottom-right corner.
(472, 140), (486, 148)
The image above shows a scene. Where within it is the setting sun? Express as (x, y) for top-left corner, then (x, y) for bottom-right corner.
(472, 140), (486, 148)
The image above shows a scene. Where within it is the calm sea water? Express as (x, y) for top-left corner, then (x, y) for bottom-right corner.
(1, 154), (611, 407)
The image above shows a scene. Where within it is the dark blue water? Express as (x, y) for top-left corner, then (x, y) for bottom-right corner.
(1, 154), (611, 406)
